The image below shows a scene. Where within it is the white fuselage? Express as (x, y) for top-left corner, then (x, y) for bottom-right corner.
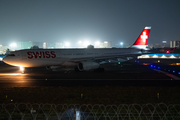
(3, 48), (142, 67)
(3, 26), (151, 69)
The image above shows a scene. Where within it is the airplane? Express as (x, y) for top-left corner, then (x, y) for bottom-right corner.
(3, 26), (151, 73)
(166, 47), (177, 54)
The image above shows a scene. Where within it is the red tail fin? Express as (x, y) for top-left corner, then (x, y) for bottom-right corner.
(131, 27), (151, 49)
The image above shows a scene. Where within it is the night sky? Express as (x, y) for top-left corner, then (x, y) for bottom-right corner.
(0, 0), (180, 46)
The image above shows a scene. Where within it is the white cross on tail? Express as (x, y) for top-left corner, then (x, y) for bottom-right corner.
(141, 32), (148, 42)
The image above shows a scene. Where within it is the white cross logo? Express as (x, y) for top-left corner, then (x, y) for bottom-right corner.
(141, 32), (148, 42)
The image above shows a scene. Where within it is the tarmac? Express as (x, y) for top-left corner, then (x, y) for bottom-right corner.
(0, 61), (177, 87)
(0, 60), (180, 104)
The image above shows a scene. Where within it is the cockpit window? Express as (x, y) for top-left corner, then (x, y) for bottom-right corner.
(7, 54), (15, 56)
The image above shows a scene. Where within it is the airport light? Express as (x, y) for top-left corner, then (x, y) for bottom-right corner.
(77, 41), (83, 48)
(95, 41), (100, 48)
(84, 41), (90, 47)
(161, 55), (166, 58)
(120, 42), (123, 48)
(153, 55), (158, 58)
(95, 41), (100, 45)
(162, 41), (167, 43)
(9, 43), (17, 50)
(146, 55), (149, 57)
(139, 55), (149, 59)
(9, 43), (17, 47)
(19, 66), (24, 74)
(20, 66), (24, 71)
(170, 55), (176, 58)
(65, 42), (70, 47)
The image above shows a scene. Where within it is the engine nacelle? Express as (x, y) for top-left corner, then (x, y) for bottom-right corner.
(78, 61), (100, 71)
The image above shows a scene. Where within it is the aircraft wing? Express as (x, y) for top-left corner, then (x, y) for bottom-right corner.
(69, 54), (140, 63)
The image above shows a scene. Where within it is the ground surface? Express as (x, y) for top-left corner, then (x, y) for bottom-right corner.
(0, 60), (180, 104)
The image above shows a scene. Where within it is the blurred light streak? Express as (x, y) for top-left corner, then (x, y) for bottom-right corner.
(0, 73), (24, 75)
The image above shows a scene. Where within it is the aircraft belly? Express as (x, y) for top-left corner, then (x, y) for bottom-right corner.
(17, 57), (69, 67)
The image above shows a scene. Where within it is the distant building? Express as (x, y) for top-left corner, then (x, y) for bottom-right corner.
(55, 42), (64, 48)
(17, 41), (43, 50)
(170, 41), (180, 48)
(48, 42), (56, 48)
(17, 41), (32, 49)
(10, 41), (67, 50)
(153, 43), (162, 48)
(43, 42), (48, 49)
(161, 41), (169, 48)
(32, 42), (43, 48)
(147, 44), (153, 49)
(102, 41), (111, 48)
(47, 42), (64, 48)
(0, 45), (8, 54)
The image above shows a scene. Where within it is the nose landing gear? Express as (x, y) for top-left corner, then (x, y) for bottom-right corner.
(20, 66), (25, 74)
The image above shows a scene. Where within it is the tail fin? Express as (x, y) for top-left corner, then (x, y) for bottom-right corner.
(130, 26), (151, 49)
(171, 47), (177, 51)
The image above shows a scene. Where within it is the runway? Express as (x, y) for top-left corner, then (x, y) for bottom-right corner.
(0, 61), (179, 87)
(1, 61), (180, 104)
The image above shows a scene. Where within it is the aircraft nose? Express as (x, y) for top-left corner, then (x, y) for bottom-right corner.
(3, 57), (11, 64)
(2, 57), (7, 63)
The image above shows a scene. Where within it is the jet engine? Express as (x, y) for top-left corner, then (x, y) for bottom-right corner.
(78, 61), (100, 71)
